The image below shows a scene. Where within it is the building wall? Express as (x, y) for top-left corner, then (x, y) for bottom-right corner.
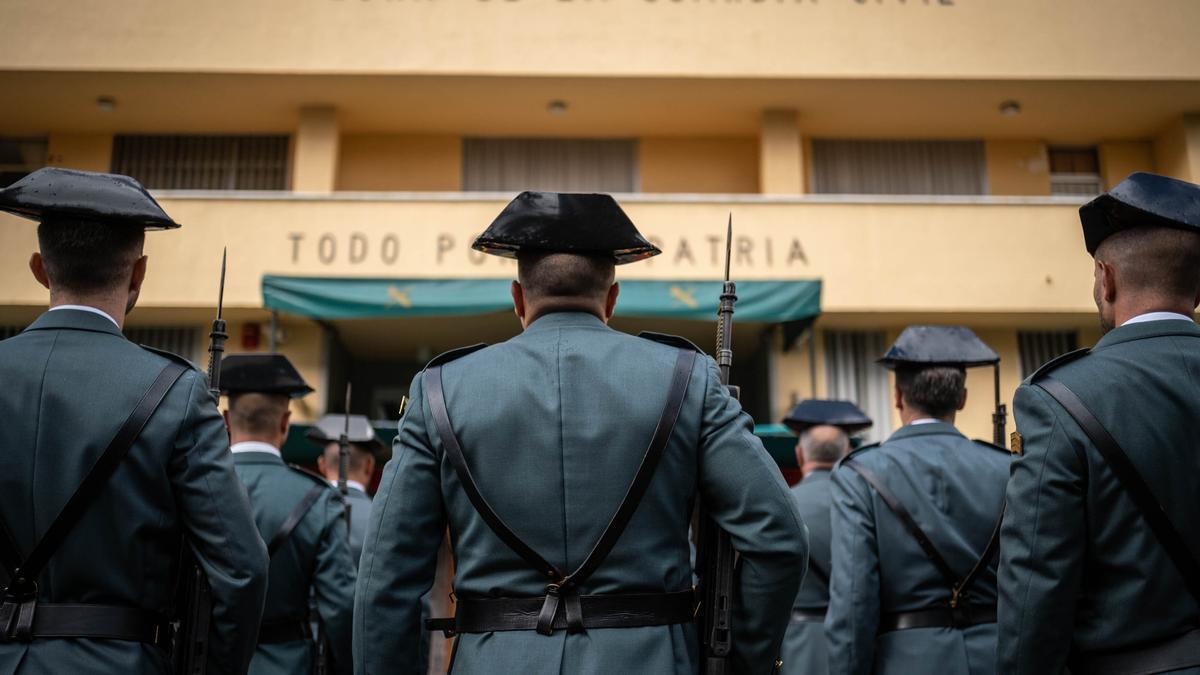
(639, 137), (758, 194)
(985, 140), (1049, 196)
(1154, 115), (1200, 183)
(1098, 141), (1155, 189)
(337, 135), (462, 192)
(46, 133), (113, 172)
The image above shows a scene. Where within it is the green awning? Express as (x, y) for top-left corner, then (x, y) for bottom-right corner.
(262, 275), (821, 323)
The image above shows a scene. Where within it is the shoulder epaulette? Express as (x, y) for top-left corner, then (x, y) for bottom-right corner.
(140, 344), (199, 370)
(837, 441), (880, 468)
(1029, 347), (1091, 382)
(425, 343), (488, 369)
(287, 463), (336, 489)
(971, 439), (1011, 455)
(637, 331), (706, 354)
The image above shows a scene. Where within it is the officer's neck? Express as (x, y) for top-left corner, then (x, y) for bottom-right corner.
(229, 430), (285, 451)
(899, 408), (955, 427)
(48, 289), (130, 330)
(522, 303), (608, 328)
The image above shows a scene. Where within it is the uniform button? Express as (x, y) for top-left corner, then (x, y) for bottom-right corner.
(774, 658), (784, 670)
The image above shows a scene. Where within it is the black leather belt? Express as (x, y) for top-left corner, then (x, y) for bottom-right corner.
(257, 617), (311, 644)
(791, 608), (827, 623)
(0, 602), (168, 645)
(426, 590), (695, 636)
(1073, 628), (1200, 675)
(878, 605), (996, 634)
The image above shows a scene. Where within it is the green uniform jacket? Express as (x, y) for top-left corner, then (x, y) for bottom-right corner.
(354, 311), (808, 675)
(0, 309), (269, 674)
(781, 469), (833, 675)
(233, 450), (357, 675)
(827, 422), (1009, 675)
(998, 319), (1200, 674)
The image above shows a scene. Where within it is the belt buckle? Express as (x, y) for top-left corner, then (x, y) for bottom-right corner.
(0, 580), (38, 643)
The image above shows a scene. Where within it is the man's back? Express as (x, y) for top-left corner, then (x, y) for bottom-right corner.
(355, 311), (807, 675)
(233, 452), (356, 675)
(828, 423), (1009, 675)
(999, 319), (1200, 672)
(0, 309), (268, 674)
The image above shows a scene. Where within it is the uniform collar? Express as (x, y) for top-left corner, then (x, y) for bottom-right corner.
(886, 420), (965, 443)
(522, 310), (608, 334)
(49, 304), (120, 328)
(1122, 311), (1195, 326)
(329, 479), (367, 493)
(230, 441), (283, 459)
(25, 307), (125, 337)
(1095, 316), (1200, 351)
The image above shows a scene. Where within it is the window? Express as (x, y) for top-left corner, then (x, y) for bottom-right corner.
(0, 137), (48, 188)
(1018, 330), (1079, 379)
(125, 326), (204, 366)
(824, 330), (892, 443)
(463, 138), (637, 192)
(1049, 147), (1102, 196)
(811, 139), (986, 195)
(111, 135), (289, 190)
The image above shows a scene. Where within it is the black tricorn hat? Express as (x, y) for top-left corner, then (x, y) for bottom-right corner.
(472, 191), (661, 264)
(1080, 172), (1200, 255)
(219, 354), (313, 397)
(0, 167), (180, 229)
(783, 400), (873, 435)
(306, 414), (390, 461)
(878, 325), (999, 370)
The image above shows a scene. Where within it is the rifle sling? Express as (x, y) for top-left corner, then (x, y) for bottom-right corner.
(1036, 376), (1200, 607)
(267, 484), (326, 558)
(425, 347), (697, 635)
(0, 361), (187, 596)
(842, 457), (1002, 607)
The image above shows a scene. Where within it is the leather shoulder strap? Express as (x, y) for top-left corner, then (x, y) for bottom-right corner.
(1036, 376), (1200, 606)
(267, 484), (326, 558)
(1, 361), (188, 595)
(841, 458), (960, 588)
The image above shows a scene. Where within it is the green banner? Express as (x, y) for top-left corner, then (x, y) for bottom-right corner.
(262, 275), (821, 323)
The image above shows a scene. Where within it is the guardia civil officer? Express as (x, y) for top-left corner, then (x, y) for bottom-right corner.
(309, 414), (389, 566)
(997, 172), (1200, 674)
(354, 192), (808, 675)
(221, 355), (357, 675)
(0, 168), (269, 674)
(779, 400), (872, 675)
(826, 326), (1010, 675)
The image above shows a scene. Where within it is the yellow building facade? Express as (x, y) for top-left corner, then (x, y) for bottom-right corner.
(3, 0), (1200, 444)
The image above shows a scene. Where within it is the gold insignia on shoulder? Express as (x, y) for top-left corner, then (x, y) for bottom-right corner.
(398, 395), (409, 417)
(774, 658), (784, 671)
(1010, 431), (1024, 456)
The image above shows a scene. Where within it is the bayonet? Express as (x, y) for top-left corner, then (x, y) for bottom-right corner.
(206, 248), (228, 400)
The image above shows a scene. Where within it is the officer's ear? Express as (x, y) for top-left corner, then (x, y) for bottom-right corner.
(602, 282), (619, 322)
(29, 253), (50, 290)
(279, 408), (291, 438)
(958, 387), (968, 412)
(1096, 258), (1118, 304)
(511, 281), (527, 324)
(893, 382), (905, 414)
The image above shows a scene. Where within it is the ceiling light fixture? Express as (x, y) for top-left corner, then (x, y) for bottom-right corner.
(96, 96), (117, 113)
(998, 100), (1021, 117)
(547, 100), (569, 116)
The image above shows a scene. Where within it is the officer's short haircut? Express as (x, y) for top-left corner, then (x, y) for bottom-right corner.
(895, 366), (966, 419)
(517, 251), (616, 302)
(322, 441), (370, 473)
(227, 393), (290, 436)
(799, 426), (851, 464)
(37, 219), (145, 294)
(1096, 226), (1200, 299)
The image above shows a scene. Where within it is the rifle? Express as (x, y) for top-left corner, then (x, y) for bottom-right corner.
(171, 249), (225, 674)
(991, 363), (1007, 448)
(337, 383), (352, 530)
(697, 216), (738, 675)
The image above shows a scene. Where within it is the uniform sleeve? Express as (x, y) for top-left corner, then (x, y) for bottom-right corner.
(168, 371), (270, 675)
(826, 463), (881, 675)
(997, 383), (1087, 675)
(313, 492), (358, 675)
(353, 372), (447, 675)
(696, 357), (809, 675)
